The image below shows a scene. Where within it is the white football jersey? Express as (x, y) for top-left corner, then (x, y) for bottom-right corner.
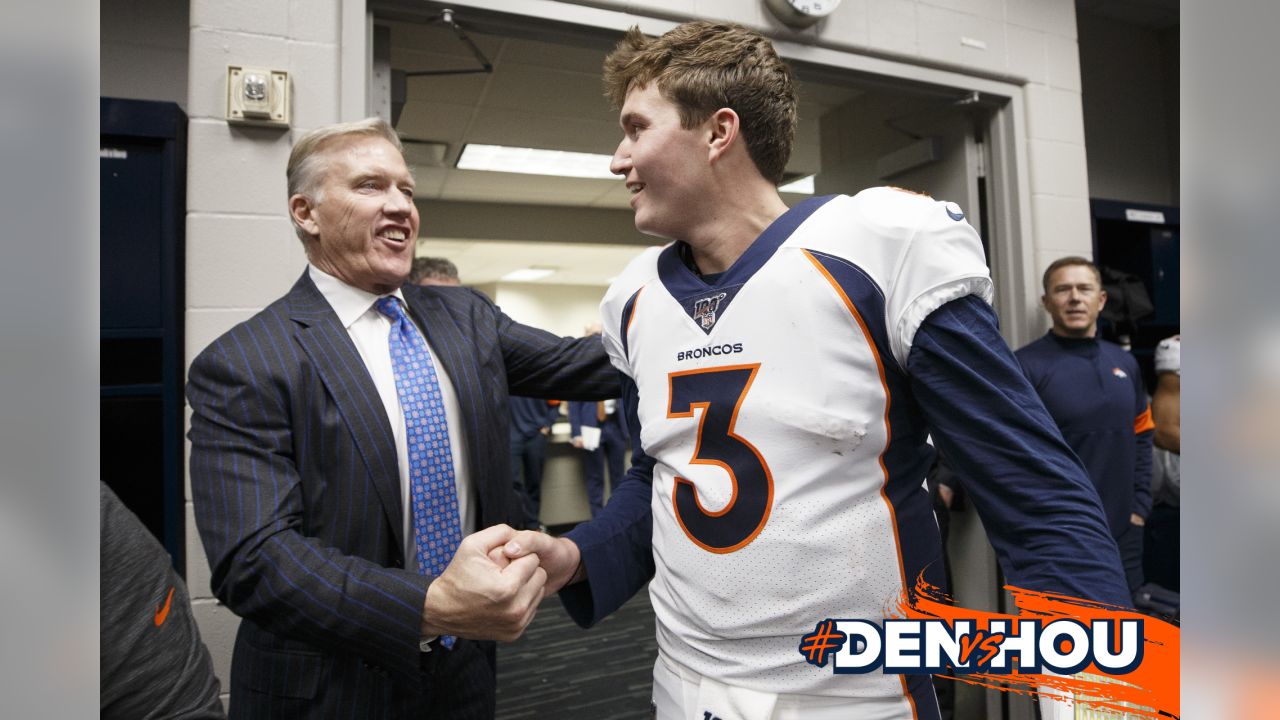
(599, 187), (993, 698)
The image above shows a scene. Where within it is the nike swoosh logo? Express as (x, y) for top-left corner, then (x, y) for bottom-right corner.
(945, 202), (965, 221)
(154, 586), (175, 627)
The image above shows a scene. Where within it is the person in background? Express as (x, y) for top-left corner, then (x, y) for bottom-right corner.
(568, 326), (630, 518)
(1146, 334), (1180, 590)
(1015, 256), (1155, 597)
(100, 482), (224, 720)
(410, 256), (461, 286)
(187, 117), (616, 717)
(509, 396), (562, 531)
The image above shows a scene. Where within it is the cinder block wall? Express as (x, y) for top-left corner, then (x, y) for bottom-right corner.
(183, 0), (344, 706)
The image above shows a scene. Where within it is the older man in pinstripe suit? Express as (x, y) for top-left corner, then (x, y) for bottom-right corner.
(187, 118), (617, 718)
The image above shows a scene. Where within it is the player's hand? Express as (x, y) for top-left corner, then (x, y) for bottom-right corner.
(1130, 513), (1145, 527)
(503, 531), (583, 595)
(571, 436), (584, 449)
(421, 524), (546, 642)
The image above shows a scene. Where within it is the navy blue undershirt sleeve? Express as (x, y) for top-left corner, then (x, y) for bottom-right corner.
(560, 371), (656, 626)
(907, 295), (1131, 606)
(1132, 430), (1153, 519)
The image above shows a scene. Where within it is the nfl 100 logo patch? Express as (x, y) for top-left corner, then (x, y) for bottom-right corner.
(692, 292), (728, 330)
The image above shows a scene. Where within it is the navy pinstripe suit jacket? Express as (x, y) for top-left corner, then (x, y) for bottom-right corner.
(188, 271), (617, 717)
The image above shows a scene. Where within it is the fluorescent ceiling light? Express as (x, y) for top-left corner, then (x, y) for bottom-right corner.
(457, 144), (617, 180)
(401, 139), (449, 167)
(778, 175), (815, 194)
(500, 267), (558, 282)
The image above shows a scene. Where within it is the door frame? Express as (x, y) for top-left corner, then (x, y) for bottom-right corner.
(363, 0), (1036, 341)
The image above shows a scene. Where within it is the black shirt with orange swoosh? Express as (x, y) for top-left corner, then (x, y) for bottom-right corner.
(100, 483), (225, 719)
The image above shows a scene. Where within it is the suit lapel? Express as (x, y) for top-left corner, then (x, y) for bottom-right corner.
(285, 272), (406, 554)
(402, 288), (469, 404)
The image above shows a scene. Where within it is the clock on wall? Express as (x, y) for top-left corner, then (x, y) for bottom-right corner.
(763, 0), (842, 29)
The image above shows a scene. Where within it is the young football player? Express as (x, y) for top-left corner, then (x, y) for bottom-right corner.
(507, 21), (1128, 719)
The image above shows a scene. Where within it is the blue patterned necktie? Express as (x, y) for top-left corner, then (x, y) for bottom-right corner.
(374, 296), (460, 649)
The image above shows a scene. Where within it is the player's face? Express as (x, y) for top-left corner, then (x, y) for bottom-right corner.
(297, 136), (419, 295)
(610, 83), (713, 241)
(1042, 264), (1107, 338)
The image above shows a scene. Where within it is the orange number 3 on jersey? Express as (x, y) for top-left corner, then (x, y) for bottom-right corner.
(667, 364), (774, 553)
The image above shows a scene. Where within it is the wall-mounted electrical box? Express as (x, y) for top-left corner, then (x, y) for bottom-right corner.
(226, 65), (290, 128)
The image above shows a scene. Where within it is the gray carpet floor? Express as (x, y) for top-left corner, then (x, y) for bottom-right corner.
(496, 586), (657, 719)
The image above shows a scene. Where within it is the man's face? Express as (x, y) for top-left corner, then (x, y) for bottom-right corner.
(295, 135), (419, 295)
(609, 83), (713, 241)
(1042, 264), (1107, 338)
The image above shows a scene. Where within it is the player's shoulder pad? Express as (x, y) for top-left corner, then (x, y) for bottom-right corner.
(798, 188), (979, 271)
(886, 185), (932, 198)
(856, 185), (970, 226)
(599, 245), (664, 368)
(601, 245), (663, 316)
(841, 188), (991, 367)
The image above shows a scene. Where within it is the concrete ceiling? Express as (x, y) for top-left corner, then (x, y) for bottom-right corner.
(375, 2), (1177, 287)
(387, 16), (859, 209)
(1076, 0), (1179, 30)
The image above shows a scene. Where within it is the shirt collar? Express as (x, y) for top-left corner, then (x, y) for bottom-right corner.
(1046, 330), (1100, 349)
(308, 264), (406, 329)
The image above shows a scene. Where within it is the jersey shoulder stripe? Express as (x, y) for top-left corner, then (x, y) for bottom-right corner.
(600, 245), (663, 375)
(792, 187), (994, 367)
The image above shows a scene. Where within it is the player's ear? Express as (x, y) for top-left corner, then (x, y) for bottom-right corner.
(707, 107), (740, 163)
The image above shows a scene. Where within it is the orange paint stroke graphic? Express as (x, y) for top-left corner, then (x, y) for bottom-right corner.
(890, 575), (1179, 719)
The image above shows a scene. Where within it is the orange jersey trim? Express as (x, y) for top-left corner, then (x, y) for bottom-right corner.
(626, 286), (644, 337)
(803, 249), (919, 719)
(1134, 405), (1155, 434)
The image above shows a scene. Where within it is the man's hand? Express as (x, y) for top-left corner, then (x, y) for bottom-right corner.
(421, 524), (546, 642)
(938, 484), (955, 509)
(501, 531), (583, 595)
(570, 436), (584, 449)
(1130, 513), (1145, 527)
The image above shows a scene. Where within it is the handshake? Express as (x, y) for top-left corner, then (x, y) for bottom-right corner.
(419, 525), (583, 642)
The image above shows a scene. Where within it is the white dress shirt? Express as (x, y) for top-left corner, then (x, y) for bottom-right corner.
(308, 266), (476, 567)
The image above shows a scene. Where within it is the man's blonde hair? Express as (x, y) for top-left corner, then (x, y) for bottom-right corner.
(286, 117), (404, 242)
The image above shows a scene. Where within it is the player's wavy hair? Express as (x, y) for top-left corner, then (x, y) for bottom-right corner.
(603, 22), (798, 185)
(286, 117), (405, 243)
